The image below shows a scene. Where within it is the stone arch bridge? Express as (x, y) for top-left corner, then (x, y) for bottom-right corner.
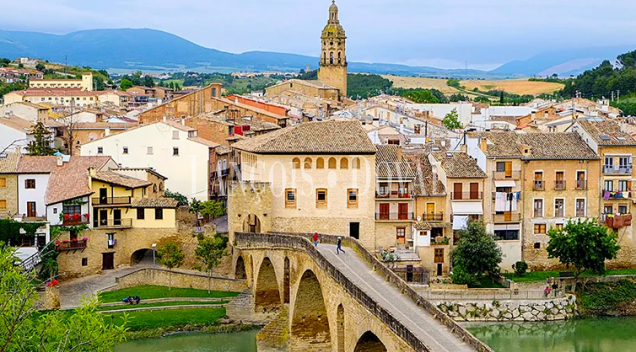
(233, 232), (493, 352)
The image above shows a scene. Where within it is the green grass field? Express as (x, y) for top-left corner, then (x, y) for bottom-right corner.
(97, 300), (229, 311)
(103, 308), (227, 331)
(99, 285), (240, 303)
(504, 269), (636, 283)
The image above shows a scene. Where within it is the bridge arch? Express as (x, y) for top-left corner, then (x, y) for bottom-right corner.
(235, 255), (246, 279)
(254, 257), (281, 311)
(283, 257), (290, 303)
(130, 248), (153, 266)
(354, 331), (387, 352)
(291, 269), (331, 350)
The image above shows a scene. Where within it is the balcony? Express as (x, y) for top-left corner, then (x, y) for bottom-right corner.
(533, 181), (545, 191)
(56, 240), (87, 252)
(375, 191), (413, 200)
(492, 212), (521, 223)
(422, 213), (444, 221)
(604, 214), (633, 229)
(451, 192), (482, 200)
(375, 212), (414, 221)
(554, 180), (566, 191)
(576, 180), (588, 190)
(492, 170), (521, 180)
(604, 165), (633, 176)
(62, 216), (90, 226)
(95, 218), (133, 229)
(92, 197), (132, 207)
(602, 189), (632, 200)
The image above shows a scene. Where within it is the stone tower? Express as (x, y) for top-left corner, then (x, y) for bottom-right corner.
(318, 0), (347, 99)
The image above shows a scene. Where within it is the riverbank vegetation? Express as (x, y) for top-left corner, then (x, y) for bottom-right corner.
(578, 279), (636, 315)
(99, 285), (240, 303)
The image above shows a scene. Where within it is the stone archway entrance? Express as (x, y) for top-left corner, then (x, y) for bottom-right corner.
(354, 331), (387, 352)
(130, 248), (154, 266)
(291, 270), (331, 350)
(254, 257), (280, 311)
(283, 257), (290, 304)
(235, 256), (247, 279)
(337, 304), (345, 352)
(243, 214), (261, 233)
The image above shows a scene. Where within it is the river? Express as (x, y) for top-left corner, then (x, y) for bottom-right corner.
(114, 330), (258, 352)
(466, 316), (636, 352)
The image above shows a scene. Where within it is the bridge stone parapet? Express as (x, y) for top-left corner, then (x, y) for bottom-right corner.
(235, 232), (493, 352)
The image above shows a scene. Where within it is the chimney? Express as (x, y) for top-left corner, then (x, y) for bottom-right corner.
(88, 167), (97, 177)
(105, 128), (111, 136)
(480, 137), (488, 152)
(620, 122), (627, 133)
(163, 114), (167, 122)
(432, 165), (438, 194)
(56, 155), (63, 167)
(181, 117), (186, 126)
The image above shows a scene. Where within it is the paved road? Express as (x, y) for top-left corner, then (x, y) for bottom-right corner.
(317, 244), (473, 352)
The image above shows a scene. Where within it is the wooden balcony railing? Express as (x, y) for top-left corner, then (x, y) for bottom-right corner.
(94, 218), (133, 229)
(554, 180), (566, 190)
(422, 213), (444, 221)
(492, 212), (521, 223)
(492, 170), (521, 180)
(533, 180), (544, 191)
(92, 197), (132, 206)
(56, 240), (87, 252)
(451, 192), (482, 200)
(604, 165), (632, 175)
(375, 213), (415, 221)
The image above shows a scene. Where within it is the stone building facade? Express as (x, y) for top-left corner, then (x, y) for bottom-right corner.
(0, 152), (19, 219)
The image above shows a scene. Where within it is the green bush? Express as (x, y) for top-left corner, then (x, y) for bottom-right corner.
(512, 261), (528, 277)
(451, 266), (476, 285)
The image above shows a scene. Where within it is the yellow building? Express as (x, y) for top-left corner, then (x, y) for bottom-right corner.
(228, 120), (380, 248)
(469, 132), (601, 270)
(29, 72), (93, 91)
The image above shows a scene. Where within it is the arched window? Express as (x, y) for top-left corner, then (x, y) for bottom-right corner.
(316, 158), (325, 169)
(328, 157), (337, 169)
(153, 184), (157, 193)
(304, 158), (312, 169)
(292, 158), (301, 169)
(159, 182), (164, 191)
(352, 157), (361, 169)
(323, 51), (327, 64)
(330, 52), (334, 64)
(340, 158), (349, 169)
(338, 51), (342, 64)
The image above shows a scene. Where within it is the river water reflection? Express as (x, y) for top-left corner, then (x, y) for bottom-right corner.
(466, 316), (636, 352)
(114, 330), (258, 352)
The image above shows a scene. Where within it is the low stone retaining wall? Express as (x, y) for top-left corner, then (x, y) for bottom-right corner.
(513, 274), (636, 291)
(433, 295), (577, 322)
(418, 288), (552, 301)
(105, 268), (247, 293)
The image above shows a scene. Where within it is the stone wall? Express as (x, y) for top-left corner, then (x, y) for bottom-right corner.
(109, 268), (247, 292)
(0, 174), (18, 218)
(434, 295), (577, 322)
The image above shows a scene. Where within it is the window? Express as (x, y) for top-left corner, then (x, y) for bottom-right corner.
(316, 158), (324, 169)
(378, 183), (389, 197)
(147, 146), (153, 155)
(159, 182), (164, 191)
(285, 189), (296, 208)
(576, 199), (586, 217)
(555, 223), (564, 231)
(304, 158), (312, 169)
(619, 204), (628, 214)
(173, 147), (179, 156)
(534, 242), (541, 249)
(0, 200), (6, 209)
(348, 189), (358, 208)
(155, 208), (163, 220)
(453, 183), (463, 200)
(434, 249), (444, 263)
(496, 162), (506, 172)
(604, 180), (614, 192)
(604, 205), (613, 215)
(172, 131), (180, 139)
(292, 158), (300, 169)
(619, 180), (630, 192)
(328, 157), (337, 169)
(97, 147), (103, 154)
(63, 205), (80, 217)
(340, 158), (348, 169)
(396, 227), (406, 240)
(352, 158), (361, 169)
(107, 233), (115, 249)
(211, 88), (217, 97)
(188, 131), (196, 138)
(534, 224), (546, 234)
(53, 208), (57, 214)
(554, 199), (564, 217)
(153, 184), (157, 193)
(533, 199), (543, 217)
(494, 229), (519, 241)
(81, 258), (88, 266)
(123, 147), (128, 154)
(0, 178), (6, 188)
(534, 172), (544, 190)
(25, 179), (36, 189)
(137, 208), (145, 220)
(316, 189), (328, 208)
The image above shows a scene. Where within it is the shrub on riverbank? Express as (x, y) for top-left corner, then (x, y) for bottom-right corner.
(579, 279), (636, 315)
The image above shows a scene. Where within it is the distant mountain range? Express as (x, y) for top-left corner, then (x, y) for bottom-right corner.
(0, 28), (634, 78)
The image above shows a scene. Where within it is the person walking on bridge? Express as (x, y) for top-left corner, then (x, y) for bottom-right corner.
(313, 232), (319, 247)
(336, 236), (345, 255)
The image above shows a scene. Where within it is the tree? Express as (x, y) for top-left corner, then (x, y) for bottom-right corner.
(0, 245), (126, 351)
(35, 62), (45, 71)
(165, 189), (188, 206)
(26, 122), (55, 156)
(499, 91), (505, 104)
(143, 75), (155, 88)
(200, 200), (226, 220)
(546, 219), (620, 292)
(447, 78), (461, 88)
(443, 108), (462, 130)
(17, 63), (24, 69)
(59, 107), (82, 156)
(119, 78), (133, 91)
(451, 221), (502, 281)
(157, 240), (184, 291)
(194, 234), (228, 293)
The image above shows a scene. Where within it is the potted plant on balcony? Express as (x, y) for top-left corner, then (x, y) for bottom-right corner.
(54, 241), (61, 246)
(82, 237), (88, 242)
(71, 237), (78, 242)
(63, 213), (70, 221)
(72, 213), (81, 221)
(83, 213), (90, 220)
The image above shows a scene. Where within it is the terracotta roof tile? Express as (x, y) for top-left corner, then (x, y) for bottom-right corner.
(576, 120), (636, 146)
(232, 120), (376, 154)
(187, 137), (219, 148)
(432, 151), (486, 179)
(131, 198), (178, 208)
(375, 145), (415, 179)
(0, 152), (20, 173)
(93, 171), (152, 189)
(0, 115), (33, 132)
(480, 131), (599, 160)
(404, 153), (446, 196)
(44, 156), (113, 205)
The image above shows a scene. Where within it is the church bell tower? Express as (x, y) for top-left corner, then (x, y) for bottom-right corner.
(318, 0), (347, 99)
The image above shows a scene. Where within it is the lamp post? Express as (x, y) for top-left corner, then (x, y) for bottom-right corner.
(152, 243), (157, 267)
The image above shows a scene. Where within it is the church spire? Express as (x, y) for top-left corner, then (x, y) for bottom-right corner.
(329, 0), (339, 23)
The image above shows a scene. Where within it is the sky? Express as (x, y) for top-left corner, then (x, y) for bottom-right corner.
(2, 0), (636, 70)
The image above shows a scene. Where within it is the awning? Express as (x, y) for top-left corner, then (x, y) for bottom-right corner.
(453, 216), (469, 230)
(495, 180), (516, 188)
(452, 202), (484, 215)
